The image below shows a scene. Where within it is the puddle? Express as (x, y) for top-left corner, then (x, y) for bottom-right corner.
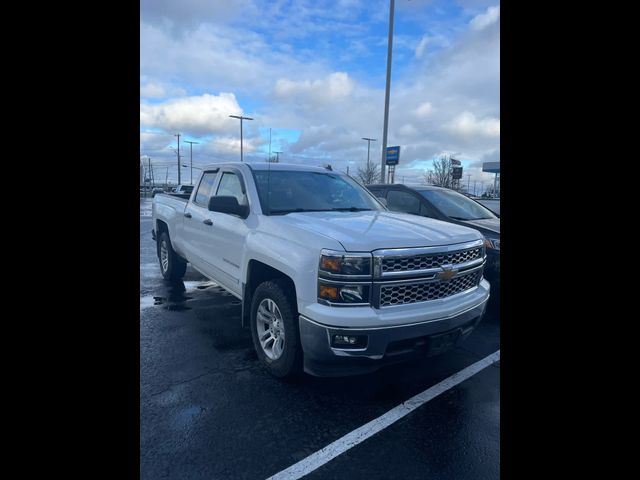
(140, 295), (157, 311)
(164, 304), (192, 312)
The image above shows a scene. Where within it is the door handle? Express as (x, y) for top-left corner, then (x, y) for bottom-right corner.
(203, 219), (213, 226)
(184, 213), (192, 218)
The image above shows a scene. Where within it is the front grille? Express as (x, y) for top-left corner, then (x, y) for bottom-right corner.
(380, 271), (481, 307)
(381, 247), (482, 273)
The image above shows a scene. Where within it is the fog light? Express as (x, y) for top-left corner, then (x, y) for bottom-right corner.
(331, 334), (367, 349)
(334, 335), (357, 345)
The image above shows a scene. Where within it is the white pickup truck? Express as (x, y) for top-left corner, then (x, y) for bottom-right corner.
(152, 163), (490, 377)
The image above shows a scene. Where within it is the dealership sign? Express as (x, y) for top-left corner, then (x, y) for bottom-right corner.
(386, 146), (400, 165)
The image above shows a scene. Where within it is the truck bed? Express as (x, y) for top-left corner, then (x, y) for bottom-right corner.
(157, 193), (190, 201)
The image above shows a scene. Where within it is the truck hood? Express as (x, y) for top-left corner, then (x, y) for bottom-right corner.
(458, 218), (500, 236)
(274, 211), (482, 252)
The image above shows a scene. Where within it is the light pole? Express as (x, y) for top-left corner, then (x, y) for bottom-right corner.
(169, 147), (183, 185)
(273, 151), (282, 163)
(184, 140), (199, 185)
(229, 115), (253, 162)
(174, 133), (181, 184)
(362, 137), (377, 171)
(380, 0), (395, 183)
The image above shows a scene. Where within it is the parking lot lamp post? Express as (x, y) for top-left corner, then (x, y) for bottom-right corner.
(229, 115), (253, 162)
(362, 137), (377, 171)
(184, 140), (199, 185)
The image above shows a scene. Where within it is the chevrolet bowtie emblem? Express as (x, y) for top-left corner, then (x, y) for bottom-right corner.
(436, 267), (457, 281)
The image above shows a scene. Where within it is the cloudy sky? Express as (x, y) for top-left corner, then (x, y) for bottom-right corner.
(140, 0), (499, 192)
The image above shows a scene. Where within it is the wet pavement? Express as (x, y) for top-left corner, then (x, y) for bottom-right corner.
(140, 198), (500, 480)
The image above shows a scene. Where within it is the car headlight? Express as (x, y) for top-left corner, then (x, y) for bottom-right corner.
(483, 236), (500, 251)
(318, 250), (372, 305)
(318, 250), (371, 276)
(318, 282), (370, 304)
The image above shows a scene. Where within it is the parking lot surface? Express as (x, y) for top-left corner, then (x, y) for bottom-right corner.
(140, 198), (500, 479)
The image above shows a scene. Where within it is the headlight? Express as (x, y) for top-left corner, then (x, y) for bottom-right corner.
(319, 250), (371, 277)
(483, 237), (500, 251)
(318, 250), (372, 305)
(318, 281), (370, 304)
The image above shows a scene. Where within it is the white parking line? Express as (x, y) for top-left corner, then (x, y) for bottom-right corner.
(266, 349), (500, 480)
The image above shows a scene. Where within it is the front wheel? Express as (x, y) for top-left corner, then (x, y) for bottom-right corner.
(250, 280), (302, 378)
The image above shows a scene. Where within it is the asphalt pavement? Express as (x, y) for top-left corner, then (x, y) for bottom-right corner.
(140, 198), (500, 480)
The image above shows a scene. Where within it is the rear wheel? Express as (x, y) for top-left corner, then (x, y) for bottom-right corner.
(158, 231), (187, 281)
(250, 280), (302, 378)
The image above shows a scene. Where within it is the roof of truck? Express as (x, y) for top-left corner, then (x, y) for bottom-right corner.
(201, 162), (331, 173)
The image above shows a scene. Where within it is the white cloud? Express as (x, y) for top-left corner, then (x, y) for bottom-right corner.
(415, 36), (429, 59)
(140, 93), (244, 136)
(140, 83), (166, 98)
(414, 102), (433, 117)
(470, 5), (500, 30)
(274, 72), (354, 104)
(446, 111), (500, 138)
(398, 123), (418, 137)
(140, 82), (186, 99)
(204, 136), (260, 156)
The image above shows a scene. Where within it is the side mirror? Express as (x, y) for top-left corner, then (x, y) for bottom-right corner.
(208, 196), (249, 218)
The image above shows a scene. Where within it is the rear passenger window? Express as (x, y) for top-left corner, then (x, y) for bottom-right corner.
(194, 172), (217, 206)
(216, 172), (248, 206)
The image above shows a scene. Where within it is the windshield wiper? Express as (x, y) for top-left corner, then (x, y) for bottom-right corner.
(327, 207), (373, 212)
(269, 208), (329, 215)
(270, 207), (373, 215)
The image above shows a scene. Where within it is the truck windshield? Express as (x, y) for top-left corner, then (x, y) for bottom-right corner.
(253, 170), (383, 215)
(418, 189), (497, 220)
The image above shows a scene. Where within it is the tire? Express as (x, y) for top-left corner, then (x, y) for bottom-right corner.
(158, 231), (187, 281)
(250, 279), (303, 379)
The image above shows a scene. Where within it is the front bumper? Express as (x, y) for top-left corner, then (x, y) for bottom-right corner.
(299, 296), (488, 377)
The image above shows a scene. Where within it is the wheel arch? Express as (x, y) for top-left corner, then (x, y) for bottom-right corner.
(243, 260), (297, 328)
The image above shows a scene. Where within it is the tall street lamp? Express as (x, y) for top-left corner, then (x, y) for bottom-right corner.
(184, 140), (199, 185)
(362, 137), (377, 170)
(273, 151), (282, 163)
(380, 0), (395, 183)
(174, 133), (181, 184)
(229, 115), (253, 162)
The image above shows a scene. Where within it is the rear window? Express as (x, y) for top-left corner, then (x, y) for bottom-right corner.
(194, 173), (217, 205)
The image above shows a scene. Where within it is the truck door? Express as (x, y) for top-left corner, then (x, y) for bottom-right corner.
(204, 168), (251, 296)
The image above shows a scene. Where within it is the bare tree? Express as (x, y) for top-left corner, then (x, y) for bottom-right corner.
(357, 161), (381, 185)
(424, 155), (453, 188)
